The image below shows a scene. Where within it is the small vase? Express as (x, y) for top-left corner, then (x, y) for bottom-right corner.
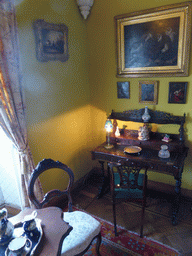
(142, 106), (151, 123)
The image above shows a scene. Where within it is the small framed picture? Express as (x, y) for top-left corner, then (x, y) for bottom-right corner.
(117, 82), (130, 99)
(139, 81), (158, 104)
(33, 19), (69, 62)
(168, 82), (187, 104)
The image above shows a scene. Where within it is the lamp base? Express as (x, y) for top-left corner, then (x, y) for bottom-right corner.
(104, 144), (114, 149)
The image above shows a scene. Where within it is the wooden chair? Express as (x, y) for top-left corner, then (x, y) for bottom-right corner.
(28, 158), (101, 256)
(108, 161), (148, 238)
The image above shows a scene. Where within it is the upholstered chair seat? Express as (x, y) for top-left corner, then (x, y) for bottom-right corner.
(28, 159), (102, 256)
(61, 211), (101, 256)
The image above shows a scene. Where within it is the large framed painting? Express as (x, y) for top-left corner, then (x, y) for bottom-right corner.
(115, 2), (192, 77)
(33, 19), (69, 62)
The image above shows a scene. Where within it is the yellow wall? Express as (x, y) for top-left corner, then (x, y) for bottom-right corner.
(15, 0), (95, 192)
(87, 0), (192, 189)
(15, 0), (192, 193)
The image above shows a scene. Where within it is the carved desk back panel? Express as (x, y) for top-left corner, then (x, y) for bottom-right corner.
(108, 108), (186, 152)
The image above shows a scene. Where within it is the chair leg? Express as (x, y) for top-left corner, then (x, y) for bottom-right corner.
(75, 232), (102, 256)
(140, 204), (144, 238)
(95, 232), (102, 256)
(140, 196), (147, 238)
(113, 201), (118, 236)
(140, 171), (147, 238)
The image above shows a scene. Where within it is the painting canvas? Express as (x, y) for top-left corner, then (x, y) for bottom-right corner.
(124, 17), (179, 69)
(42, 29), (64, 54)
(168, 82), (187, 104)
(117, 82), (130, 98)
(139, 81), (158, 104)
(115, 2), (192, 77)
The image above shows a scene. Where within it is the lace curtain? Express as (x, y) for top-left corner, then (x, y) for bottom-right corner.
(0, 0), (44, 209)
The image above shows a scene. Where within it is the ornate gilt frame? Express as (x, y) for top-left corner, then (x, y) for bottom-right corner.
(115, 2), (192, 77)
(33, 19), (69, 62)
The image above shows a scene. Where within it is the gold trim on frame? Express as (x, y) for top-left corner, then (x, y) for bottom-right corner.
(115, 2), (192, 77)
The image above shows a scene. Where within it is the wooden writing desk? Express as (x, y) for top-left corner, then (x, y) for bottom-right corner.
(91, 108), (189, 225)
(5, 207), (72, 256)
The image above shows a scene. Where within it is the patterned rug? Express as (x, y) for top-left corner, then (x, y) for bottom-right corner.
(73, 208), (180, 256)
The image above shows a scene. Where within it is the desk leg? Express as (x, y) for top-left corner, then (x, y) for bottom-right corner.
(97, 161), (110, 199)
(172, 176), (182, 226)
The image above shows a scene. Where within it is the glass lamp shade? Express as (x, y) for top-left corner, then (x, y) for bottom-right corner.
(104, 119), (113, 149)
(105, 119), (113, 133)
(76, 0), (94, 19)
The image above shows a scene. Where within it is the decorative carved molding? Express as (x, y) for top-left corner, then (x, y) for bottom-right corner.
(108, 108), (185, 125)
(108, 108), (186, 142)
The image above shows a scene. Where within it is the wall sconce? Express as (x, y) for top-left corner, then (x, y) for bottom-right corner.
(104, 119), (114, 149)
(76, 0), (94, 20)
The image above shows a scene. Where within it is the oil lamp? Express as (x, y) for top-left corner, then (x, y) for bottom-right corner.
(104, 119), (113, 149)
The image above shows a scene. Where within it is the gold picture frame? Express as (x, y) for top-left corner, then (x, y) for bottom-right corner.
(33, 19), (69, 62)
(115, 2), (192, 77)
(139, 81), (158, 104)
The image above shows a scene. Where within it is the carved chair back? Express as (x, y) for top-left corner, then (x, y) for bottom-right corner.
(109, 161), (147, 200)
(108, 160), (148, 237)
(28, 158), (74, 212)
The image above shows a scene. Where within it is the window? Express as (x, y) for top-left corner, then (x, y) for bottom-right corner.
(0, 126), (22, 209)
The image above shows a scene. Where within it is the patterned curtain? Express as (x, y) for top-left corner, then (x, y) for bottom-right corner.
(0, 0), (44, 209)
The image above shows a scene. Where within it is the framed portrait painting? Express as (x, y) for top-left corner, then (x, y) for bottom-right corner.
(115, 2), (192, 77)
(33, 19), (69, 62)
(168, 82), (187, 104)
(139, 81), (158, 105)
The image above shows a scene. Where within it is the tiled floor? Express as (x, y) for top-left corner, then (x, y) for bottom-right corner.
(72, 170), (192, 256)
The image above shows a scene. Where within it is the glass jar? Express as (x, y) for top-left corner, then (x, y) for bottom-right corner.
(158, 145), (170, 158)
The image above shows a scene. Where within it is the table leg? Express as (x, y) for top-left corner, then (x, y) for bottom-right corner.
(97, 161), (110, 199)
(172, 175), (182, 225)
